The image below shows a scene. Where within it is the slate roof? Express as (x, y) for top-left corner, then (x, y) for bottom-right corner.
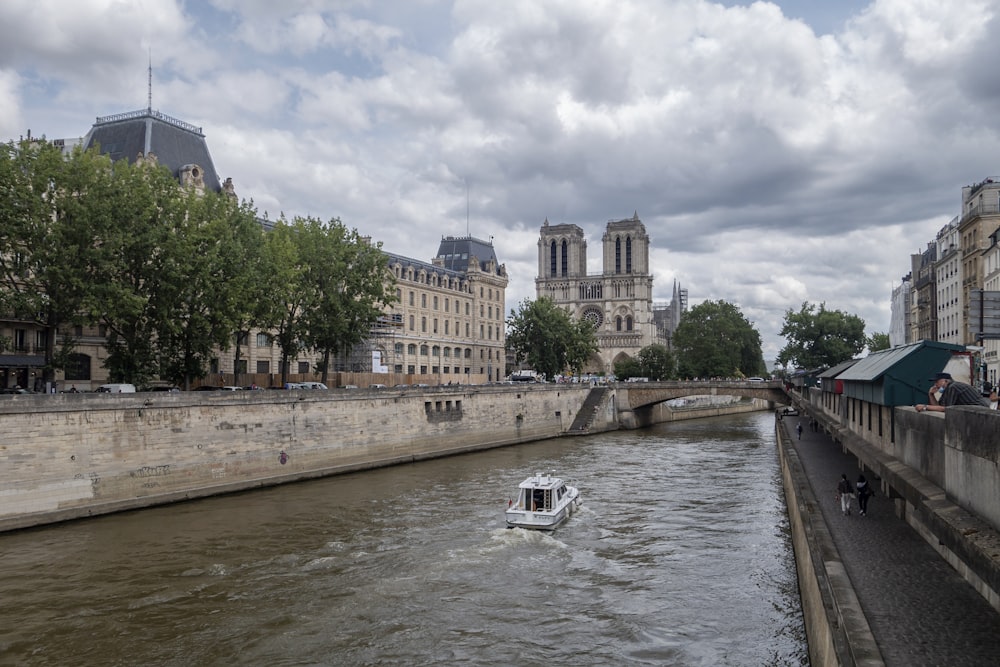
(434, 236), (502, 274)
(82, 109), (222, 192)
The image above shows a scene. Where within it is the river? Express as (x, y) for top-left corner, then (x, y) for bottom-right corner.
(0, 411), (806, 666)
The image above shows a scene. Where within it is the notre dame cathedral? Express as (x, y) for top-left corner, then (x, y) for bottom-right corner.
(536, 213), (686, 375)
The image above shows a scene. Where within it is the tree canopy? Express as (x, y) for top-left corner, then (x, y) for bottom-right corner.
(777, 302), (867, 369)
(672, 300), (766, 379)
(614, 344), (675, 381)
(866, 331), (890, 353)
(506, 296), (597, 380)
(0, 138), (398, 388)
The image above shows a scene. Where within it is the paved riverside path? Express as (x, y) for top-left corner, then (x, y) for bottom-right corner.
(784, 416), (1000, 666)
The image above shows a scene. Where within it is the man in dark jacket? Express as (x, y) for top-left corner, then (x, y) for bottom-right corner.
(915, 372), (990, 413)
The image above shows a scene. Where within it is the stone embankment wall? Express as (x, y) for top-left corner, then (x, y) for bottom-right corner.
(0, 385), (610, 532)
(0, 385), (767, 533)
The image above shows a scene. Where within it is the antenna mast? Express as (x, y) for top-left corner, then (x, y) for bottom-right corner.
(466, 178), (470, 237)
(147, 49), (152, 112)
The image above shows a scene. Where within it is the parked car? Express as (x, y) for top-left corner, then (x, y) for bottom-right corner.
(297, 382), (328, 390)
(220, 386), (244, 391)
(96, 383), (136, 393)
(369, 384), (387, 389)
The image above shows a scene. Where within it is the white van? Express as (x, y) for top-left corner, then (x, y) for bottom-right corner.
(96, 383), (136, 393)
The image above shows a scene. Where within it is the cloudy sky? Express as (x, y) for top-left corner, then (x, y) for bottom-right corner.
(3, 0), (999, 365)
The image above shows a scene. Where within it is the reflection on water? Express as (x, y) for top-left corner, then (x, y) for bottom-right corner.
(0, 411), (806, 666)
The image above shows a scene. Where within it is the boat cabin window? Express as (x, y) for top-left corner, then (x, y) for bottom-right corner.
(526, 488), (552, 511)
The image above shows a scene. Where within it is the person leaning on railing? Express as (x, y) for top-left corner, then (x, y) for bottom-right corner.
(914, 372), (990, 413)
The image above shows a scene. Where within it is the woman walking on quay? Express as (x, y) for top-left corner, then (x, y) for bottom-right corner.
(837, 473), (854, 515)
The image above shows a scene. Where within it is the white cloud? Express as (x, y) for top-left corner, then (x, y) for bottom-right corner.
(6, 0), (1000, 360)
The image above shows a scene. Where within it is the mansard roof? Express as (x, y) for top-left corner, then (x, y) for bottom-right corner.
(435, 235), (503, 275)
(82, 108), (222, 192)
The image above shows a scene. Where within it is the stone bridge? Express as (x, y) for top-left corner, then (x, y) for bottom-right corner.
(615, 380), (789, 426)
(620, 380), (790, 409)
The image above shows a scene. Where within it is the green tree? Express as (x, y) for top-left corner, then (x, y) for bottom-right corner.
(672, 300), (765, 378)
(506, 296), (596, 380)
(613, 356), (642, 381)
(260, 218), (310, 387)
(565, 318), (599, 377)
(154, 190), (265, 389)
(637, 344), (675, 380)
(85, 155), (191, 386)
(298, 217), (396, 386)
(867, 331), (890, 353)
(0, 140), (109, 387)
(777, 302), (866, 369)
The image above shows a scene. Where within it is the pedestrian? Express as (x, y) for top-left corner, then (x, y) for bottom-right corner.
(837, 473), (854, 515)
(856, 474), (872, 516)
(796, 422), (803, 440)
(915, 372), (989, 412)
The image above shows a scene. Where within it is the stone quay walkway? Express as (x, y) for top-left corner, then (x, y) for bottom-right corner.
(784, 415), (1000, 666)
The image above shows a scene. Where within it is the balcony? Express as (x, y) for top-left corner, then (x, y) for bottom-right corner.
(960, 202), (1000, 225)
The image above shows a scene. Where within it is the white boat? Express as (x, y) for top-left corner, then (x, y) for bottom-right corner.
(505, 472), (581, 530)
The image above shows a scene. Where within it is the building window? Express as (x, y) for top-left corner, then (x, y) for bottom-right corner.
(615, 237), (621, 274)
(298, 361), (309, 373)
(256, 333), (271, 347)
(257, 360), (270, 374)
(550, 240), (557, 276)
(422, 294), (427, 307)
(433, 318), (438, 333)
(409, 315), (415, 330)
(432, 345), (440, 356)
(626, 315), (633, 331)
(420, 365), (427, 374)
(616, 316), (622, 331)
(64, 353), (91, 381)
(561, 239), (568, 276)
(409, 291), (414, 306)
(445, 298), (450, 312)
(626, 236), (632, 273)
(422, 317), (427, 332)
(395, 343), (404, 354)
(408, 365), (415, 374)
(433, 296), (438, 310)
(420, 345), (428, 355)
(445, 321), (450, 334)
(408, 344), (417, 354)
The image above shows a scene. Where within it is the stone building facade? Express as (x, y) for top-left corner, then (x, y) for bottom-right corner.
(535, 213), (671, 374)
(383, 236), (508, 384)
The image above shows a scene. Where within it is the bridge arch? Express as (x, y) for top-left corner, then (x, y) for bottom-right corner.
(611, 380), (790, 429)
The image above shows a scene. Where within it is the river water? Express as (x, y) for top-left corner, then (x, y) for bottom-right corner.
(0, 411), (806, 666)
